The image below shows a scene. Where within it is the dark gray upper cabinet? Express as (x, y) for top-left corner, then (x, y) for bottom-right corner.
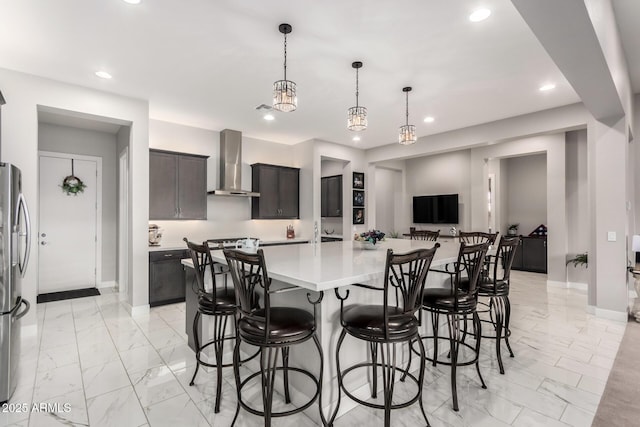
(251, 163), (299, 219)
(321, 175), (342, 217)
(149, 149), (208, 220)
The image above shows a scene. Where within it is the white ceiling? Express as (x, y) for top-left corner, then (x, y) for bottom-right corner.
(0, 0), (619, 149)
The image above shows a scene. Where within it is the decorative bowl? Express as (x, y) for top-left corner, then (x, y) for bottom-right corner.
(355, 240), (380, 250)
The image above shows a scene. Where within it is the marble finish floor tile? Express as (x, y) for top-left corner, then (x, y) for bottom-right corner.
(17, 270), (628, 427)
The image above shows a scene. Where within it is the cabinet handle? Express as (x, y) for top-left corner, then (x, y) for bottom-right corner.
(164, 254), (173, 257)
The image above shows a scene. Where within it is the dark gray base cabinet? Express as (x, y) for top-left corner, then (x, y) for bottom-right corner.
(512, 236), (547, 273)
(251, 163), (300, 219)
(149, 250), (188, 307)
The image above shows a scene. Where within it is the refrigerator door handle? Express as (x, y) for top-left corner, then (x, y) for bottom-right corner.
(17, 193), (31, 277)
(15, 298), (30, 320)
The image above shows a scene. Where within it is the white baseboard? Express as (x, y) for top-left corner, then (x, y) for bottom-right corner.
(594, 307), (628, 322)
(546, 280), (588, 291)
(98, 280), (117, 289)
(567, 281), (588, 291)
(121, 301), (150, 317)
(546, 280), (568, 288)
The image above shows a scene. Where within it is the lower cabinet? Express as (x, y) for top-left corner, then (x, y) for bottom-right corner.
(149, 250), (188, 307)
(512, 236), (547, 273)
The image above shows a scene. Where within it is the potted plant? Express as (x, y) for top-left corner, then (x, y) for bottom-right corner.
(566, 252), (588, 268)
(507, 224), (519, 236)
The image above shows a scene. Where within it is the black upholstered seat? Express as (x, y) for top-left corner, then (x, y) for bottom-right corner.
(342, 304), (419, 341)
(238, 307), (315, 345)
(197, 287), (236, 314)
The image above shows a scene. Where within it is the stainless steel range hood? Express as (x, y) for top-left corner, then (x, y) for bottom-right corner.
(207, 129), (260, 197)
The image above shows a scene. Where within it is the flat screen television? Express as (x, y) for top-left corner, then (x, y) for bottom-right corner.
(413, 194), (459, 224)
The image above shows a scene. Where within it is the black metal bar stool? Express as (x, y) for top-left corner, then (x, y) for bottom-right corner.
(475, 235), (520, 374)
(418, 241), (489, 412)
(329, 246), (439, 427)
(183, 238), (238, 413)
(223, 248), (326, 427)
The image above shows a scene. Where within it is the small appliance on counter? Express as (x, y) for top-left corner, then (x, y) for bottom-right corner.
(149, 224), (163, 246)
(286, 224), (295, 239)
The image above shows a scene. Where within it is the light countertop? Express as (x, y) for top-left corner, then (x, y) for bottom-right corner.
(182, 238), (462, 292)
(149, 237), (309, 252)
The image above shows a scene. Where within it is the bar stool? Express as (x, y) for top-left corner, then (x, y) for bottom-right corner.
(410, 229), (440, 241)
(223, 248), (326, 427)
(330, 246), (439, 427)
(183, 238), (237, 414)
(419, 242), (489, 411)
(458, 231), (498, 245)
(475, 235), (520, 374)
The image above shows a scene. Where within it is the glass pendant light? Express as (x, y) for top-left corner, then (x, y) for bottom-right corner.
(273, 23), (297, 112)
(399, 87), (416, 145)
(347, 61), (367, 131)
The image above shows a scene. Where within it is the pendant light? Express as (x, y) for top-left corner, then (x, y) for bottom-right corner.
(273, 23), (297, 112)
(399, 87), (416, 145)
(347, 61), (367, 131)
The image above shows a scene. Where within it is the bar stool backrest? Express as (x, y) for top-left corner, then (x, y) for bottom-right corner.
(458, 231), (499, 245)
(223, 248), (272, 338)
(493, 235), (520, 284)
(184, 238), (216, 298)
(410, 230), (440, 241)
(453, 242), (490, 310)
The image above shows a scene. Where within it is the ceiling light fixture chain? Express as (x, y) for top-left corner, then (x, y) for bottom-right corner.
(283, 27), (288, 82)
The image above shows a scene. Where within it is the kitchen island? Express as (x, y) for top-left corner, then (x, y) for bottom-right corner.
(182, 238), (463, 421)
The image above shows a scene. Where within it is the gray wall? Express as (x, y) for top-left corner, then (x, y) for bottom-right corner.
(38, 123), (117, 284)
(374, 167), (400, 235)
(405, 150), (472, 231)
(505, 153), (547, 236)
(566, 129), (589, 284)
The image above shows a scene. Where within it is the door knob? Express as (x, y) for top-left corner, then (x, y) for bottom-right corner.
(41, 233), (46, 237)
(41, 241), (47, 245)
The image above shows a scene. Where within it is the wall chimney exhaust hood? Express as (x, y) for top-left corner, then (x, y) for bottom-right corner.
(208, 129), (260, 197)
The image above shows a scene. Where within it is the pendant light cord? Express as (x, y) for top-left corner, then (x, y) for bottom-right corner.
(405, 91), (409, 126)
(355, 67), (360, 108)
(283, 32), (288, 81)
(71, 158), (75, 175)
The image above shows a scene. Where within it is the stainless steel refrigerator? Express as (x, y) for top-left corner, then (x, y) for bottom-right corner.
(0, 163), (31, 404)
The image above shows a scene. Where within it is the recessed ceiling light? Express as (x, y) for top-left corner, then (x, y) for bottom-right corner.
(263, 113), (275, 121)
(122, 0), (142, 4)
(539, 83), (556, 91)
(423, 116), (435, 123)
(352, 136), (361, 142)
(95, 71), (112, 79)
(469, 8), (491, 22)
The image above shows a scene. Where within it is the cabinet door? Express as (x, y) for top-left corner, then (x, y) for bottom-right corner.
(149, 151), (178, 219)
(177, 155), (207, 219)
(278, 167), (299, 218)
(511, 239), (524, 270)
(327, 175), (342, 217)
(252, 165), (280, 218)
(149, 251), (187, 306)
(523, 238), (547, 273)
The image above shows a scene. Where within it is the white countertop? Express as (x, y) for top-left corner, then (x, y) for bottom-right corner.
(182, 238), (462, 292)
(149, 237), (309, 252)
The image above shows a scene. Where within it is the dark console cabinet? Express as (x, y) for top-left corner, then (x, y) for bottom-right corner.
(251, 163), (300, 219)
(149, 249), (188, 307)
(512, 236), (547, 273)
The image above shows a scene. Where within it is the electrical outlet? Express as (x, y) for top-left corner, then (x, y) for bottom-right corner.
(607, 231), (617, 242)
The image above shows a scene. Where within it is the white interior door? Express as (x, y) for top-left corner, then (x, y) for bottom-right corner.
(39, 155), (98, 293)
